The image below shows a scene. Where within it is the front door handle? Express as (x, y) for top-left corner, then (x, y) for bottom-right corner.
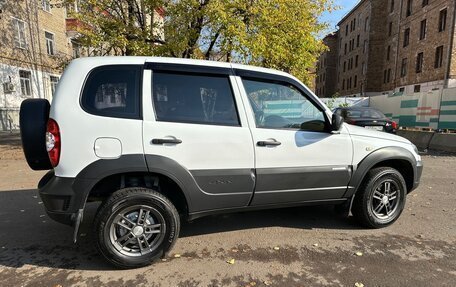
(257, 140), (281, 147)
(151, 138), (183, 145)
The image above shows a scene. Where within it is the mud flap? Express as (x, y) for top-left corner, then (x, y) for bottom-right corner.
(73, 209), (84, 243)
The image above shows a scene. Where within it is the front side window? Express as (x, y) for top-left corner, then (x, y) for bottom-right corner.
(242, 79), (326, 132)
(81, 65), (141, 119)
(19, 70), (32, 96)
(403, 28), (410, 47)
(435, 46), (444, 68)
(12, 18), (27, 49)
(152, 72), (239, 126)
(45, 31), (55, 55)
(419, 19), (427, 40)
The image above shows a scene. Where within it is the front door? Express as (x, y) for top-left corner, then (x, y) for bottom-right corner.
(236, 75), (353, 206)
(142, 64), (255, 212)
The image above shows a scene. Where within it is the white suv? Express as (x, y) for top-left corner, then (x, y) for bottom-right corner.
(20, 57), (422, 268)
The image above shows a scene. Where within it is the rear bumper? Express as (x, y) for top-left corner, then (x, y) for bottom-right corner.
(38, 171), (82, 226)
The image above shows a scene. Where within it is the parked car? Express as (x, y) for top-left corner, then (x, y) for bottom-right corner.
(20, 57), (422, 269)
(333, 107), (398, 133)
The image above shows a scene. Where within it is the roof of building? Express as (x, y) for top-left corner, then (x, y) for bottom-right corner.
(337, 0), (367, 27)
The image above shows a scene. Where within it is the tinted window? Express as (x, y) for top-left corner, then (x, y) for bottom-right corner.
(345, 109), (385, 119)
(152, 72), (239, 126)
(81, 65), (141, 119)
(242, 79), (326, 132)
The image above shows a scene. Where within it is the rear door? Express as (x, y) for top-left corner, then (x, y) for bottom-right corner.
(142, 63), (255, 212)
(235, 71), (353, 206)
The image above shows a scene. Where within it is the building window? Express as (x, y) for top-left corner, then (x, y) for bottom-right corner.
(343, 61), (346, 72)
(384, 70), (387, 84)
(387, 45), (391, 61)
(435, 45), (444, 68)
(401, 58), (408, 77)
(363, 40), (368, 53)
(419, 19), (426, 40)
(344, 43), (347, 55)
(342, 79), (345, 90)
(356, 34), (360, 47)
(387, 69), (391, 83)
(403, 28), (410, 47)
(346, 24), (348, 36)
(362, 62), (367, 75)
(45, 31), (55, 55)
(353, 18), (356, 30)
(19, 70), (32, 96)
(50, 76), (59, 96)
(414, 85), (421, 93)
(72, 41), (81, 58)
(12, 18), (27, 49)
(389, 22), (393, 36)
(355, 55), (359, 67)
(416, 52), (424, 73)
(390, 0), (394, 12)
(439, 9), (447, 32)
(364, 17), (369, 32)
(42, 0), (51, 12)
(354, 75), (357, 88)
(406, 0), (412, 17)
(422, 0), (428, 7)
(399, 87), (405, 93)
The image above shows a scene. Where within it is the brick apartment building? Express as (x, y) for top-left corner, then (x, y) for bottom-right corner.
(315, 32), (338, 97)
(315, 0), (456, 97)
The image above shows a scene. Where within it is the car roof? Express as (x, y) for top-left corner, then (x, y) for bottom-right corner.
(70, 56), (291, 78)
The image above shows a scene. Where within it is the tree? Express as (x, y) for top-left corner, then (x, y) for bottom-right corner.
(64, 0), (335, 85)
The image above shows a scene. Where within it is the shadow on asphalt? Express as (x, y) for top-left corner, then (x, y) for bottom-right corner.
(0, 188), (360, 271)
(0, 131), (22, 147)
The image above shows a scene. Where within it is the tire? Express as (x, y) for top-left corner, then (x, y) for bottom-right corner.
(20, 98), (52, 170)
(352, 167), (407, 228)
(94, 188), (180, 269)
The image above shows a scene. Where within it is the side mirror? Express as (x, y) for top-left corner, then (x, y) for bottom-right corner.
(331, 113), (344, 131)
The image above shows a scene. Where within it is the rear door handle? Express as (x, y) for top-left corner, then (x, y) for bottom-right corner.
(151, 138), (182, 145)
(257, 140), (281, 147)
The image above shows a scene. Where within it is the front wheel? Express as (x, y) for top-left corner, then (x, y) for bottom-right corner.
(94, 188), (180, 269)
(352, 167), (407, 228)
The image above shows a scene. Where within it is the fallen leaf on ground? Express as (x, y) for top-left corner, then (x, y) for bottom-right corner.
(273, 246), (280, 250)
(354, 283), (364, 287)
(173, 254), (181, 258)
(226, 258), (235, 264)
(355, 251), (363, 256)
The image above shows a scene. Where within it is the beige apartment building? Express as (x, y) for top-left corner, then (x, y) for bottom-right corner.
(0, 1), (165, 131)
(316, 0), (456, 97)
(0, 0), (69, 112)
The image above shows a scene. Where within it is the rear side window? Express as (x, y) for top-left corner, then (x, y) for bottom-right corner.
(152, 72), (240, 126)
(81, 65), (141, 119)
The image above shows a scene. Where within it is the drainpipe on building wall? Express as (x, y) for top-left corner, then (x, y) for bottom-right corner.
(444, 1), (456, 89)
(393, 0), (404, 93)
(25, 0), (43, 100)
(437, 1), (456, 129)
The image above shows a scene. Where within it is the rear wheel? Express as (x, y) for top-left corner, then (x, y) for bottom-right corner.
(94, 188), (180, 269)
(352, 167), (407, 228)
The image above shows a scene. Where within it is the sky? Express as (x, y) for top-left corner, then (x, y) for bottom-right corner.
(319, 0), (361, 34)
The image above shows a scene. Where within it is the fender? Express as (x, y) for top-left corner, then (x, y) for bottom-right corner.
(344, 146), (419, 199)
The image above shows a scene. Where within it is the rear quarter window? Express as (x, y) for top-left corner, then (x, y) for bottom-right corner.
(81, 65), (142, 119)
